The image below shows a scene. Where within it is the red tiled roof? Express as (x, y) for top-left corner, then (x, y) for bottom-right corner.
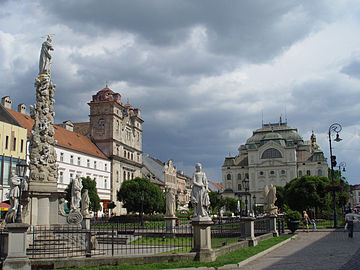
(6, 108), (108, 160)
(211, 182), (223, 190)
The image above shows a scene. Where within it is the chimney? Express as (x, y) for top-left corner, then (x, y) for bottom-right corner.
(62, 120), (74, 132)
(18, 103), (26, 114)
(1, 96), (12, 109)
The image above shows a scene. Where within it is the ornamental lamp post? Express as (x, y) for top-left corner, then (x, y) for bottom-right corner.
(328, 123), (342, 228)
(15, 161), (28, 223)
(338, 162), (346, 173)
(242, 178), (249, 216)
(253, 194), (257, 217)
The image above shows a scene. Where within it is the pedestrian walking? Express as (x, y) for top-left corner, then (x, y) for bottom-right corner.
(311, 219), (316, 231)
(302, 210), (311, 232)
(345, 211), (355, 238)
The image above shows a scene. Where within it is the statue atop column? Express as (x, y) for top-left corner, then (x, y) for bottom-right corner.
(29, 35), (58, 185)
(165, 188), (176, 217)
(39, 35), (54, 75)
(191, 163), (211, 220)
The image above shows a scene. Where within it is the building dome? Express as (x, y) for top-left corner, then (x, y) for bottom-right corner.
(262, 132), (283, 140)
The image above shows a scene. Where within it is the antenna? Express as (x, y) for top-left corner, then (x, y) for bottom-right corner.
(105, 81), (108, 88)
(261, 111), (264, 127)
(285, 106), (287, 123)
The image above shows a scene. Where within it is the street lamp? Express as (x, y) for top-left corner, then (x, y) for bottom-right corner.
(242, 178), (249, 216)
(15, 161), (28, 223)
(328, 123), (342, 228)
(253, 195), (256, 217)
(338, 162), (346, 173)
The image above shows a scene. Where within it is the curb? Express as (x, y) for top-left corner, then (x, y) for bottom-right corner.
(218, 234), (298, 269)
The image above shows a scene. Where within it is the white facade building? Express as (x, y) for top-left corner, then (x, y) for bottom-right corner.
(222, 121), (328, 206)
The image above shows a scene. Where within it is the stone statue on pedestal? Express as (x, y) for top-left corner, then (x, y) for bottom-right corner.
(39, 35), (54, 75)
(81, 189), (90, 217)
(191, 163), (210, 220)
(264, 184), (278, 215)
(71, 177), (83, 211)
(165, 188), (176, 217)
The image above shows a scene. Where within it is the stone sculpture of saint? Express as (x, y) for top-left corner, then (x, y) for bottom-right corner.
(165, 188), (176, 217)
(9, 169), (21, 212)
(191, 163), (210, 219)
(5, 169), (21, 223)
(264, 184), (278, 215)
(81, 189), (90, 216)
(39, 35), (54, 75)
(71, 176), (83, 211)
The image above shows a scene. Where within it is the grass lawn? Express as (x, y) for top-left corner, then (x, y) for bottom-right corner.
(62, 235), (292, 270)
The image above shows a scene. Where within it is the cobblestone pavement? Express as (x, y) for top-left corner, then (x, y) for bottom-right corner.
(228, 229), (360, 270)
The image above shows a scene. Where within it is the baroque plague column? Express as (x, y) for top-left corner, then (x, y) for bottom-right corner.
(25, 35), (62, 225)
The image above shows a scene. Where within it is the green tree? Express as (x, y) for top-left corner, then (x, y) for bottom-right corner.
(117, 177), (165, 216)
(284, 175), (331, 213)
(224, 197), (238, 213)
(64, 176), (101, 212)
(209, 192), (225, 214)
(275, 186), (285, 210)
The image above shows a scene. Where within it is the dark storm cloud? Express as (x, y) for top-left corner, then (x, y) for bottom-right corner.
(40, 0), (332, 62)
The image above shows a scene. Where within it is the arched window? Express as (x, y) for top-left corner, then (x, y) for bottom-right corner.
(318, 169), (322, 176)
(307, 170), (311, 176)
(123, 171), (126, 181)
(238, 184), (242, 190)
(227, 174), (232, 180)
(237, 173), (241, 180)
(299, 170), (302, 177)
(261, 148), (282, 159)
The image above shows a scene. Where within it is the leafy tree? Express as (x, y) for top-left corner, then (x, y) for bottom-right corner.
(224, 197), (238, 213)
(284, 175), (331, 213)
(117, 177), (165, 216)
(275, 186), (285, 210)
(64, 176), (101, 212)
(209, 192), (225, 214)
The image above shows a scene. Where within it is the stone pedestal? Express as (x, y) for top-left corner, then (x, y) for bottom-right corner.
(26, 190), (65, 225)
(81, 216), (91, 230)
(241, 217), (258, 246)
(3, 223), (31, 270)
(269, 214), (278, 237)
(164, 216), (176, 234)
(191, 218), (215, 262)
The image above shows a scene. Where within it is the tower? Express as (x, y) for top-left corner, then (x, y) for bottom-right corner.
(89, 87), (143, 215)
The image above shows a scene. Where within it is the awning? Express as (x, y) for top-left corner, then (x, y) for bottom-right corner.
(0, 202), (10, 211)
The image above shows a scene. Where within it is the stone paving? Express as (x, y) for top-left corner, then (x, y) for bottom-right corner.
(223, 229), (360, 270)
(174, 229), (360, 270)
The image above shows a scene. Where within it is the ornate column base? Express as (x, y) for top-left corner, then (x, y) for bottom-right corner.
(191, 218), (215, 262)
(3, 223), (31, 270)
(269, 214), (279, 237)
(241, 217), (258, 246)
(164, 216), (177, 234)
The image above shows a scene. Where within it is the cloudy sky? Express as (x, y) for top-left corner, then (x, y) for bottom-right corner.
(1, 0), (360, 184)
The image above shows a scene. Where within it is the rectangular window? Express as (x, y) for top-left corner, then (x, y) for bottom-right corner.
(59, 172), (63, 183)
(94, 161), (97, 169)
(104, 179), (107, 189)
(105, 164), (108, 171)
(60, 153), (64, 162)
(20, 139), (24, 153)
(5, 136), (8, 149)
(12, 138), (16, 151)
(3, 158), (11, 185)
(70, 173), (73, 182)
(70, 155), (74, 164)
(77, 157), (81, 166)
(87, 159), (90, 168)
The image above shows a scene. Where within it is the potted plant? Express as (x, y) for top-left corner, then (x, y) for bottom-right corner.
(286, 209), (302, 233)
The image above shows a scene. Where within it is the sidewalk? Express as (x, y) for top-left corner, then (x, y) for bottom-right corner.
(173, 229), (360, 270)
(222, 229), (360, 270)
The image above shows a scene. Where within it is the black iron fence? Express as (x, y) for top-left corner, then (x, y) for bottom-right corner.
(254, 216), (271, 236)
(26, 222), (193, 259)
(91, 221), (193, 256)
